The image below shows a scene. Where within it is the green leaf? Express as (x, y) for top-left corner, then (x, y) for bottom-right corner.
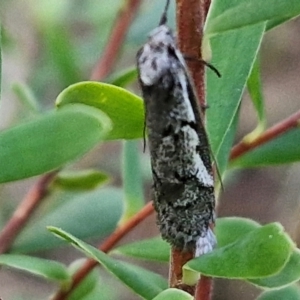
(215, 217), (261, 248)
(113, 236), (170, 262)
(0, 254), (70, 284)
(206, 23), (265, 175)
(206, 0), (300, 35)
(68, 259), (99, 300)
(121, 140), (144, 221)
(56, 81), (144, 140)
(49, 227), (168, 300)
(249, 249), (300, 289)
(0, 104), (111, 183)
(108, 67), (137, 87)
(231, 128), (300, 168)
(12, 82), (40, 114)
(257, 285), (300, 300)
(52, 169), (109, 190)
(44, 26), (81, 86)
(185, 223), (294, 279)
(12, 187), (123, 253)
(152, 289), (193, 300)
(247, 56), (266, 131)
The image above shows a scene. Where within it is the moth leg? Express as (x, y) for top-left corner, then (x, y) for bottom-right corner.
(183, 55), (221, 78)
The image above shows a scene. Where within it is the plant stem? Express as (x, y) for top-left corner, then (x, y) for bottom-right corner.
(175, 1), (214, 299)
(90, 0), (142, 81)
(230, 109), (300, 160)
(176, 0), (205, 108)
(169, 247), (195, 295)
(195, 276), (213, 299)
(0, 171), (57, 254)
(51, 201), (154, 300)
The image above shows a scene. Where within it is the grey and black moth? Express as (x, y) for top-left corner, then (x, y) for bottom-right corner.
(136, 3), (216, 256)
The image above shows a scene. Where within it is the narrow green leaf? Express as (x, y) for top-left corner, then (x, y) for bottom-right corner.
(44, 26), (81, 86)
(247, 56), (266, 130)
(257, 285), (300, 300)
(56, 81), (144, 140)
(52, 169), (109, 190)
(121, 140), (144, 221)
(231, 128), (300, 168)
(48, 227), (168, 300)
(12, 188), (123, 253)
(108, 67), (138, 87)
(206, 0), (300, 35)
(113, 237), (170, 262)
(185, 223), (294, 279)
(12, 83), (40, 114)
(0, 254), (70, 284)
(249, 249), (300, 289)
(206, 24), (265, 175)
(0, 104), (111, 183)
(152, 289), (193, 300)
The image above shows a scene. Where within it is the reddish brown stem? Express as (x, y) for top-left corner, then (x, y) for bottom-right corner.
(90, 0), (142, 81)
(51, 202), (154, 300)
(177, 0), (205, 108)
(176, 1), (213, 299)
(0, 171), (58, 254)
(230, 109), (300, 161)
(169, 247), (195, 295)
(195, 276), (213, 300)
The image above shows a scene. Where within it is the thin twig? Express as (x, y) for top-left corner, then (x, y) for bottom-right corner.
(177, 0), (205, 108)
(90, 0), (142, 81)
(195, 276), (213, 300)
(230, 109), (300, 161)
(175, 1), (214, 299)
(169, 247), (195, 294)
(51, 202), (154, 300)
(0, 171), (58, 254)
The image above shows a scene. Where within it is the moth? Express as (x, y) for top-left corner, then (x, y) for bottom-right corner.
(136, 0), (216, 255)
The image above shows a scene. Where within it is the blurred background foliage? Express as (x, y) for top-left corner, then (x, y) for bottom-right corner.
(0, 0), (300, 299)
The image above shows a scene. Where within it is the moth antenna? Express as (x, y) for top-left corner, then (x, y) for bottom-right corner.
(159, 0), (171, 25)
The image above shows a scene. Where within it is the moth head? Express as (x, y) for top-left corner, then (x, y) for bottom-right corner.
(137, 24), (177, 86)
(148, 24), (175, 46)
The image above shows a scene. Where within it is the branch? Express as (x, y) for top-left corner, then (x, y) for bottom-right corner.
(169, 247), (195, 294)
(195, 276), (213, 300)
(51, 202), (154, 300)
(177, 0), (206, 108)
(90, 0), (142, 81)
(230, 109), (300, 160)
(175, 1), (213, 299)
(0, 171), (58, 254)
